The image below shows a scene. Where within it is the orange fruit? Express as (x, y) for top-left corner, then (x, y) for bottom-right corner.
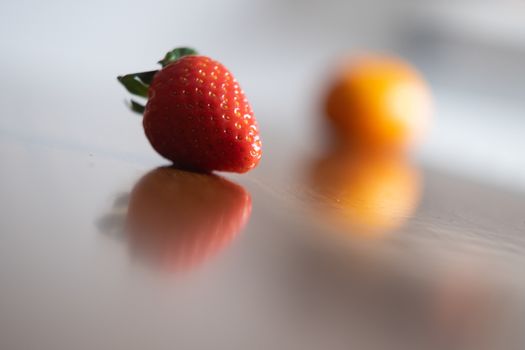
(325, 55), (433, 151)
(310, 150), (421, 237)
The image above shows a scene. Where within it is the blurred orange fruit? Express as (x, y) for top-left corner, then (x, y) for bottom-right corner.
(325, 55), (433, 151)
(126, 167), (251, 272)
(310, 151), (421, 237)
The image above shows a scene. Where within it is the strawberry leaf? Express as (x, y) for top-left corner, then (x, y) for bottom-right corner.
(129, 99), (146, 114)
(158, 47), (198, 67)
(132, 70), (157, 85)
(117, 74), (150, 98)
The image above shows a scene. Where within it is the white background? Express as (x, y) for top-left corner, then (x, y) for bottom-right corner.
(1, 0), (525, 190)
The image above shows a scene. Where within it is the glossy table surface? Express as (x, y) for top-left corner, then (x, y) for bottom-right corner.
(1, 127), (525, 350)
(1, 1), (525, 348)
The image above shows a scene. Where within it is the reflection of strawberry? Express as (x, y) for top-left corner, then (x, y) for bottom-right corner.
(118, 47), (262, 173)
(126, 167), (251, 272)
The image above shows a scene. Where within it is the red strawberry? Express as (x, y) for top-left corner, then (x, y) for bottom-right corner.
(118, 47), (262, 173)
(126, 167), (252, 272)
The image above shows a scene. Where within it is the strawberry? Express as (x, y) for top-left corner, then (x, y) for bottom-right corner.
(126, 167), (252, 272)
(118, 47), (262, 173)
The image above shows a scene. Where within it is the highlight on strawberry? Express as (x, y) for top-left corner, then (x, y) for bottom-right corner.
(118, 47), (262, 173)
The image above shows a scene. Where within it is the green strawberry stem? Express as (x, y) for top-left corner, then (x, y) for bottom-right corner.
(117, 70), (157, 98)
(158, 47), (198, 67)
(118, 47), (198, 114)
(130, 100), (146, 114)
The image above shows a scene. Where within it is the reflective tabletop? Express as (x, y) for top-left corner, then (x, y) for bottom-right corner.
(1, 1), (525, 347)
(1, 130), (524, 350)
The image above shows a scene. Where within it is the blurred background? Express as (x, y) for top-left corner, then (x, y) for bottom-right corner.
(1, 0), (525, 188)
(1, 1), (525, 349)
(0, 0), (525, 188)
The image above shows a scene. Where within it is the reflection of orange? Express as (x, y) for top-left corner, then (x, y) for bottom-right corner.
(310, 151), (421, 237)
(325, 55), (433, 151)
(126, 167), (251, 272)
